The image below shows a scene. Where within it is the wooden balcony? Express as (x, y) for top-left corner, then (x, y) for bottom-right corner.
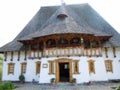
(28, 46), (102, 59)
(44, 47), (102, 57)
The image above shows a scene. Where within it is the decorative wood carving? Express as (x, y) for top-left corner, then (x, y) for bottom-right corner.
(26, 34), (105, 58)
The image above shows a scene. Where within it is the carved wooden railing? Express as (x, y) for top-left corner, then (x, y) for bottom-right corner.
(44, 47), (102, 57)
(29, 51), (42, 59)
(28, 46), (102, 59)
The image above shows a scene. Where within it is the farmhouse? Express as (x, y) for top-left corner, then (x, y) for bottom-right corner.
(0, 3), (120, 84)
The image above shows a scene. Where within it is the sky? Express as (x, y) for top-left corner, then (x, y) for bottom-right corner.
(0, 0), (120, 47)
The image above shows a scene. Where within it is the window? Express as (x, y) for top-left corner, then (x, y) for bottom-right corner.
(88, 60), (95, 74)
(57, 14), (68, 19)
(31, 44), (38, 51)
(105, 60), (113, 73)
(92, 40), (99, 48)
(73, 60), (79, 74)
(36, 61), (41, 75)
(48, 61), (54, 74)
(46, 39), (56, 47)
(8, 63), (14, 74)
(84, 40), (90, 48)
(21, 62), (27, 74)
(70, 38), (81, 46)
(58, 37), (68, 46)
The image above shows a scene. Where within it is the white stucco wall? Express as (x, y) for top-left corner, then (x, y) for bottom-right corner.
(2, 47), (120, 84)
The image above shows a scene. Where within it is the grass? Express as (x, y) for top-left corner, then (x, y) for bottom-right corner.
(0, 61), (2, 81)
(0, 55), (3, 81)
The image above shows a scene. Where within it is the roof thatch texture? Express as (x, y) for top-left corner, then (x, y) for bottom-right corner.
(0, 3), (120, 52)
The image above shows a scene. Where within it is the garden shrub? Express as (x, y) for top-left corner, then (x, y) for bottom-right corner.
(0, 82), (15, 90)
(0, 84), (4, 90)
(117, 86), (120, 90)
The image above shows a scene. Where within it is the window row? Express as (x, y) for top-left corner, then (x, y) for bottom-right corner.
(31, 38), (100, 50)
(8, 60), (113, 75)
(8, 62), (41, 75)
(88, 60), (113, 74)
(48, 60), (113, 75)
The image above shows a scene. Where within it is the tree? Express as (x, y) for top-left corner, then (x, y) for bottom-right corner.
(0, 55), (3, 60)
(0, 57), (2, 60)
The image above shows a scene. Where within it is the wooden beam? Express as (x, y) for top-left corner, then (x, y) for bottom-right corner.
(105, 47), (108, 58)
(18, 51), (20, 61)
(4, 52), (7, 61)
(11, 51), (13, 61)
(113, 47), (116, 58)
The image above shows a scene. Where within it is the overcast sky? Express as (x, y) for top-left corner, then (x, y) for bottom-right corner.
(0, 0), (120, 47)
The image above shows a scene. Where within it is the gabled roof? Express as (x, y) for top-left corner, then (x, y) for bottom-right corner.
(0, 3), (120, 52)
(19, 4), (111, 41)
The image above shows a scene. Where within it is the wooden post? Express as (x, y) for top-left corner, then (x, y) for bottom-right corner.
(24, 50), (27, 60)
(81, 38), (84, 56)
(105, 47), (108, 58)
(18, 51), (20, 61)
(24, 45), (27, 60)
(11, 51), (13, 61)
(4, 51), (7, 61)
(113, 47), (116, 58)
(29, 44), (31, 58)
(99, 41), (102, 57)
(90, 41), (92, 57)
(86, 49), (88, 56)
(43, 41), (46, 57)
(37, 43), (40, 59)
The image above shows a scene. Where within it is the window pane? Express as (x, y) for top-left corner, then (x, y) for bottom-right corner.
(8, 63), (14, 74)
(105, 60), (113, 72)
(36, 62), (41, 74)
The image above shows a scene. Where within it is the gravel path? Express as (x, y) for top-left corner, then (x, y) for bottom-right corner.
(15, 82), (120, 90)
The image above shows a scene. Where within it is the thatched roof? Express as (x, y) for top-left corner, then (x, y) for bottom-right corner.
(0, 3), (120, 52)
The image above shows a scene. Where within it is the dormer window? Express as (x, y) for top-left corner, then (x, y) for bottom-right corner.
(57, 14), (68, 19)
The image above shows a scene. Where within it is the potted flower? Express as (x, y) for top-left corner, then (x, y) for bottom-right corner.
(19, 74), (25, 84)
(50, 78), (55, 85)
(72, 78), (77, 85)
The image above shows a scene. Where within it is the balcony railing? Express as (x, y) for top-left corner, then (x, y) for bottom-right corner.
(29, 46), (102, 59)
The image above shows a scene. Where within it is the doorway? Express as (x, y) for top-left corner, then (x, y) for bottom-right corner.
(59, 62), (69, 82)
(56, 58), (72, 83)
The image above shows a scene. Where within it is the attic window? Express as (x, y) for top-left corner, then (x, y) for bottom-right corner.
(57, 14), (67, 19)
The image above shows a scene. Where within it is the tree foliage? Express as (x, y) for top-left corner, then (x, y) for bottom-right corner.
(0, 55), (3, 60)
(0, 57), (2, 60)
